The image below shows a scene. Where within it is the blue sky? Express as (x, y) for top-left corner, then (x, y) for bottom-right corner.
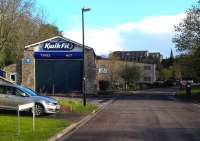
(36, 0), (196, 57)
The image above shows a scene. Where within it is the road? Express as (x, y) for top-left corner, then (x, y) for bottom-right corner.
(61, 88), (200, 141)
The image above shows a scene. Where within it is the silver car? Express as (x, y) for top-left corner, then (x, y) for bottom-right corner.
(0, 83), (60, 116)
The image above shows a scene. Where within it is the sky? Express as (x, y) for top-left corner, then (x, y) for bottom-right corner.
(36, 0), (197, 58)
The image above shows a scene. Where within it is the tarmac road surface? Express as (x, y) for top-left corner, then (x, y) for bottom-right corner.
(61, 88), (200, 141)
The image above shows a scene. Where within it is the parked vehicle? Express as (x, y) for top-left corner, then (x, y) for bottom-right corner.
(192, 83), (200, 86)
(0, 83), (60, 116)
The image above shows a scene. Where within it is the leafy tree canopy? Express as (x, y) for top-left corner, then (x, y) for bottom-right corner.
(119, 65), (141, 85)
(173, 0), (200, 54)
(173, 0), (200, 81)
(0, 0), (62, 68)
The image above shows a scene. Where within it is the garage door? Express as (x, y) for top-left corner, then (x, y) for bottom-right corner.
(35, 60), (82, 94)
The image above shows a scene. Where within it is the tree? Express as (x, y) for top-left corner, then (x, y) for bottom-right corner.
(161, 59), (173, 68)
(0, 0), (35, 51)
(173, 1), (200, 53)
(119, 64), (141, 89)
(37, 24), (62, 41)
(108, 54), (122, 89)
(0, 0), (62, 68)
(175, 55), (199, 80)
(173, 1), (200, 80)
(158, 68), (173, 81)
(0, 0), (37, 67)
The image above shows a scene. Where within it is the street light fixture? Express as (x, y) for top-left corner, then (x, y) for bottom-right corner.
(82, 7), (91, 106)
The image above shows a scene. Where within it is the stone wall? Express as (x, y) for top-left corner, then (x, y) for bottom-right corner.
(21, 49), (35, 90)
(85, 49), (97, 94)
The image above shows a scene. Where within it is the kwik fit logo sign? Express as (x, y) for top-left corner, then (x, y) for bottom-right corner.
(43, 41), (75, 51)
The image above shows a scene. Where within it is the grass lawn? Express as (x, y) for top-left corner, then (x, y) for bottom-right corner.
(0, 99), (98, 141)
(0, 115), (70, 141)
(177, 87), (200, 102)
(58, 99), (98, 115)
(177, 88), (200, 96)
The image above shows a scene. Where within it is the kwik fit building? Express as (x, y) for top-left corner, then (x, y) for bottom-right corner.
(20, 36), (96, 95)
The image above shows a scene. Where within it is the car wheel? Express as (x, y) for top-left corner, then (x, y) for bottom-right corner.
(35, 104), (44, 116)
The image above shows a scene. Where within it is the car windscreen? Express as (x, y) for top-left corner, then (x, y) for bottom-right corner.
(18, 86), (38, 96)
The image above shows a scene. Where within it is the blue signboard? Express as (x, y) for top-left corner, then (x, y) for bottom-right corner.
(23, 58), (32, 64)
(34, 52), (83, 59)
(43, 41), (76, 51)
(0, 69), (6, 78)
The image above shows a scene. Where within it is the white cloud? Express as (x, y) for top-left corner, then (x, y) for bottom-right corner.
(118, 13), (186, 34)
(64, 13), (186, 56)
(65, 28), (123, 55)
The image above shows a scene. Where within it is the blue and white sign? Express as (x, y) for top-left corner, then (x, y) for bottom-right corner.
(43, 41), (75, 51)
(34, 52), (83, 59)
(0, 69), (6, 78)
(33, 37), (84, 59)
(23, 58), (32, 64)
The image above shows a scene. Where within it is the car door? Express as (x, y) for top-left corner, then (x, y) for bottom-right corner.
(3, 86), (16, 109)
(10, 87), (31, 108)
(0, 86), (7, 108)
(0, 86), (15, 109)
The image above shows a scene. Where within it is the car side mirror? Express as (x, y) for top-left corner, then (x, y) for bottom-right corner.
(21, 93), (27, 97)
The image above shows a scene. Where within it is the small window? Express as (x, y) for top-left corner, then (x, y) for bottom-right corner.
(15, 88), (27, 97)
(99, 67), (108, 74)
(10, 73), (16, 82)
(11, 74), (16, 82)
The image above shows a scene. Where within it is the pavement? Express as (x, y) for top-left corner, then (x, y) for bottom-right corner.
(60, 87), (200, 141)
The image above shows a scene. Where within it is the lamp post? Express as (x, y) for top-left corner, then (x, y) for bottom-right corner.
(125, 56), (127, 91)
(125, 53), (129, 91)
(82, 7), (91, 106)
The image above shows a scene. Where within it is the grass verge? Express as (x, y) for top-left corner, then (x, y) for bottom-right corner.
(0, 99), (98, 141)
(177, 88), (200, 96)
(0, 115), (70, 141)
(58, 99), (98, 115)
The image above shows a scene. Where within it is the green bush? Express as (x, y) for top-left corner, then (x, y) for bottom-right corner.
(58, 100), (98, 115)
